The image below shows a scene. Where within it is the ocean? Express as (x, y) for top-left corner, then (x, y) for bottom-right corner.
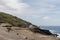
(40, 26), (60, 37)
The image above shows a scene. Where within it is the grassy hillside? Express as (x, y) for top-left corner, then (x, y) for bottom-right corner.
(0, 12), (55, 36)
(0, 12), (32, 27)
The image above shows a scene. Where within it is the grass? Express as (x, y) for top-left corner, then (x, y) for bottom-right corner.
(0, 12), (32, 27)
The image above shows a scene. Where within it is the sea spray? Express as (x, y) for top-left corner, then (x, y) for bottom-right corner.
(49, 30), (60, 38)
(49, 30), (56, 34)
(56, 33), (60, 38)
(40, 26), (60, 38)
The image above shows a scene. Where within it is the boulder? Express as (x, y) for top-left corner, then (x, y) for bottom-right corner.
(29, 25), (52, 35)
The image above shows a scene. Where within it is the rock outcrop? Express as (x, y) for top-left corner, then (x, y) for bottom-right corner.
(0, 26), (59, 40)
(0, 12), (58, 37)
(29, 25), (53, 35)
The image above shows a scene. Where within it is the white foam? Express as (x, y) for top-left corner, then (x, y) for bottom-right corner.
(57, 33), (60, 38)
(49, 30), (56, 34)
(49, 30), (60, 38)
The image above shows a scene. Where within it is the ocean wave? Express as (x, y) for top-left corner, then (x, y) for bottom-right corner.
(56, 33), (60, 38)
(49, 30), (60, 38)
(49, 30), (56, 34)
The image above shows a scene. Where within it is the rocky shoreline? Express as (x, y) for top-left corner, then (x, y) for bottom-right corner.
(0, 23), (59, 40)
(0, 12), (59, 40)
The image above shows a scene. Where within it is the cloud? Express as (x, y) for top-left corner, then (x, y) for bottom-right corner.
(31, 15), (41, 19)
(0, 0), (29, 15)
(42, 16), (51, 20)
(0, 0), (59, 15)
(0, 0), (60, 26)
(20, 0), (58, 16)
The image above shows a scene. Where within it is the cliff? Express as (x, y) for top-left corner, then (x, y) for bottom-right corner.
(0, 12), (56, 36)
(0, 12), (59, 40)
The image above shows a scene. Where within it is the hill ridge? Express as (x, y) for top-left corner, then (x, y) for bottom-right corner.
(0, 12), (32, 27)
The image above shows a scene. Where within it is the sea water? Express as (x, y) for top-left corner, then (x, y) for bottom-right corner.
(40, 26), (60, 38)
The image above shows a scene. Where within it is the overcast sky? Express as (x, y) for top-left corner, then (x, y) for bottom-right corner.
(0, 0), (60, 26)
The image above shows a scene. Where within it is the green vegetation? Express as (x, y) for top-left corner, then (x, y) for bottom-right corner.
(0, 12), (32, 27)
(0, 12), (53, 36)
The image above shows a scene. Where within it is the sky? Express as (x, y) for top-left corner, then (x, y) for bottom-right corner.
(0, 0), (60, 26)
